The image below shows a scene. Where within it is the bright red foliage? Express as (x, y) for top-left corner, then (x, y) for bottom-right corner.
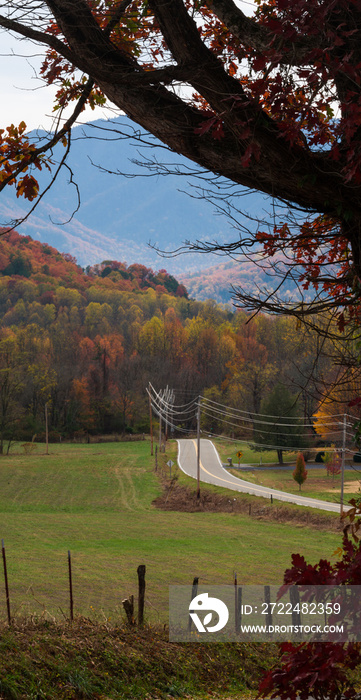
(259, 533), (361, 699)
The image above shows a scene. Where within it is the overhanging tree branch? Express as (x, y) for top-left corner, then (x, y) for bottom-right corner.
(0, 0), (360, 330)
(206, 0), (320, 64)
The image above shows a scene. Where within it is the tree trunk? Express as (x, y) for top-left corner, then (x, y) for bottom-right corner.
(277, 449), (283, 465)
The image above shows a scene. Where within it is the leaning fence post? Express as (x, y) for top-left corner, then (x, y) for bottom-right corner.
(1, 539), (11, 625)
(234, 572), (240, 634)
(68, 550), (74, 621)
(137, 564), (146, 626)
(290, 585), (301, 635)
(122, 595), (135, 625)
(237, 585), (242, 630)
(188, 576), (199, 632)
(264, 585), (273, 629)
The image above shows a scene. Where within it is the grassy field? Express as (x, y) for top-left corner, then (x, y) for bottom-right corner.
(210, 439), (285, 466)
(230, 463), (361, 504)
(180, 436), (360, 504)
(0, 439), (342, 624)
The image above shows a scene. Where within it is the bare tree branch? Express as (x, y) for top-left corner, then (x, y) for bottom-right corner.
(0, 12), (76, 64)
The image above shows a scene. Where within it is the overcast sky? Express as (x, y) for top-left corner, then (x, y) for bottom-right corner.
(0, 1), (255, 132)
(0, 31), (112, 131)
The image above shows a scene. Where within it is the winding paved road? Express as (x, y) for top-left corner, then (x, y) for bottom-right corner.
(177, 438), (342, 514)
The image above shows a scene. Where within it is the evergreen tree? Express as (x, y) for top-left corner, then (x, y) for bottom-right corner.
(258, 385), (307, 465)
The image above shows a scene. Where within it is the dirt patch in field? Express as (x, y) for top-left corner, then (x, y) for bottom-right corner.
(325, 479), (361, 493)
(152, 472), (343, 531)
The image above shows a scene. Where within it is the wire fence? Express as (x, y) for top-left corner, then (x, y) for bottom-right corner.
(0, 540), (162, 626)
(2, 539), (295, 629)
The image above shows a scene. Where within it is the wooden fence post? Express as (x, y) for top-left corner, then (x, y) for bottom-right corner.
(137, 564), (146, 626)
(264, 585), (273, 629)
(1, 539), (11, 625)
(188, 576), (199, 632)
(122, 595), (135, 625)
(237, 585), (242, 631)
(234, 573), (240, 633)
(290, 585), (301, 634)
(68, 550), (74, 621)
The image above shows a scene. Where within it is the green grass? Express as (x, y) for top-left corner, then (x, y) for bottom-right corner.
(205, 438), (282, 466)
(0, 440), (358, 700)
(226, 464), (361, 504)
(0, 619), (278, 700)
(0, 440), (342, 624)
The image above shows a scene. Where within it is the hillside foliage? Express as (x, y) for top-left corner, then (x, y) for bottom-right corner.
(0, 230), (356, 451)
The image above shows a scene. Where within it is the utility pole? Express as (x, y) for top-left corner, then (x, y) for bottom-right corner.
(165, 385), (169, 443)
(45, 402), (49, 455)
(340, 413), (346, 518)
(148, 384), (153, 456)
(170, 389), (175, 435)
(196, 398), (201, 500)
(159, 389), (163, 450)
(148, 384), (175, 453)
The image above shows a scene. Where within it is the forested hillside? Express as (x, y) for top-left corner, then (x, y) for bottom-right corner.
(0, 230), (346, 451)
(0, 117), (267, 275)
(179, 258), (301, 304)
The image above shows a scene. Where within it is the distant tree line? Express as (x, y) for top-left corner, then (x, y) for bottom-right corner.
(0, 231), (353, 452)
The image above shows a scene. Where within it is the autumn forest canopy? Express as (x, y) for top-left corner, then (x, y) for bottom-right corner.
(0, 228), (357, 454)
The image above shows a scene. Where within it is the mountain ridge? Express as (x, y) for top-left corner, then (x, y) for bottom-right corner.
(0, 117), (270, 280)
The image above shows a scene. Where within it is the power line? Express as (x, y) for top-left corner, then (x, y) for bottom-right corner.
(148, 386), (357, 457)
(200, 406), (320, 438)
(200, 395), (346, 421)
(203, 429), (338, 454)
(149, 383), (198, 411)
(200, 401), (344, 429)
(147, 385), (198, 439)
(148, 385), (197, 417)
(149, 397), (194, 434)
